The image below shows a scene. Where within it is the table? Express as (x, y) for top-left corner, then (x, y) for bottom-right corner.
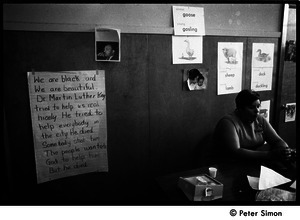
(156, 161), (296, 203)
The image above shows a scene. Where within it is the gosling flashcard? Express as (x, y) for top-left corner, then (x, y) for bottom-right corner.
(217, 42), (243, 95)
(252, 43), (274, 68)
(95, 27), (120, 62)
(172, 36), (203, 64)
(172, 6), (205, 36)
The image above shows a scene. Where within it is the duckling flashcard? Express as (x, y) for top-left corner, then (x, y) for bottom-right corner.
(172, 36), (203, 64)
(252, 43), (274, 68)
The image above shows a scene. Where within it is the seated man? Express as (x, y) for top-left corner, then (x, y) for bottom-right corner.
(213, 89), (295, 168)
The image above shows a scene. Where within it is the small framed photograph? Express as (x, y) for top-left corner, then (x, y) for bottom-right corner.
(285, 103), (296, 122)
(182, 68), (208, 91)
(95, 27), (120, 62)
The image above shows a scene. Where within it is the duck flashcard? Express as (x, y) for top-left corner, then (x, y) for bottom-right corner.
(172, 36), (203, 64)
(252, 43), (274, 68)
(251, 43), (274, 91)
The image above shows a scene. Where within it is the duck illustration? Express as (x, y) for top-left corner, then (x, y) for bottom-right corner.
(256, 49), (270, 62)
(184, 39), (194, 59)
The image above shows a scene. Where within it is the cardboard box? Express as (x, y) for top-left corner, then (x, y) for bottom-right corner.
(178, 174), (223, 201)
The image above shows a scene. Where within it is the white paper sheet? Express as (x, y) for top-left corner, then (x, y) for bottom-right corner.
(172, 6), (205, 36)
(217, 42), (243, 95)
(247, 166), (291, 190)
(290, 181), (296, 189)
(259, 100), (270, 122)
(172, 36), (203, 64)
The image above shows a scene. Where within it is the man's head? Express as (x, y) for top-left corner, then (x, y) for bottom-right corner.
(104, 44), (115, 58)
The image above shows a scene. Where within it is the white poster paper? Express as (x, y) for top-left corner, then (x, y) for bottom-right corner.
(251, 67), (273, 91)
(260, 100), (270, 122)
(28, 70), (108, 183)
(217, 42), (243, 95)
(172, 6), (205, 36)
(172, 36), (203, 64)
(252, 43), (274, 68)
(251, 43), (274, 91)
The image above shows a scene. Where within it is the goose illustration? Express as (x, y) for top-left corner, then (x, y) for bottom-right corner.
(256, 49), (270, 62)
(184, 39), (194, 59)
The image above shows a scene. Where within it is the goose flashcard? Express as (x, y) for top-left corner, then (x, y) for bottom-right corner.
(95, 27), (120, 62)
(172, 6), (205, 36)
(217, 42), (243, 95)
(172, 36), (203, 64)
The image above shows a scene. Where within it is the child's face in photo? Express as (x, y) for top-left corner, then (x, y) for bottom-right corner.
(198, 79), (204, 86)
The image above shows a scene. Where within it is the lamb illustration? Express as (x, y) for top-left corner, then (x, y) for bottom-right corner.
(222, 48), (237, 64)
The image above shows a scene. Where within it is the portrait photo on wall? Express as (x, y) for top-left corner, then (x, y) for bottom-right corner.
(96, 41), (119, 61)
(182, 68), (208, 91)
(95, 27), (120, 62)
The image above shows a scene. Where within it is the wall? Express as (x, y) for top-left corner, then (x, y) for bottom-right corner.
(4, 4), (282, 36)
(3, 4), (286, 204)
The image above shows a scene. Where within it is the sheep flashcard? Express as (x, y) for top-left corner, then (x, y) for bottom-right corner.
(218, 42), (243, 70)
(172, 36), (203, 64)
(217, 42), (243, 95)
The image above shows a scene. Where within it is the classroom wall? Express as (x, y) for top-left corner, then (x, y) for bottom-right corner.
(4, 4), (282, 36)
(3, 4), (286, 204)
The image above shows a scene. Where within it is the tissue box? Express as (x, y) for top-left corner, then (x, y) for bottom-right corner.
(178, 174), (223, 201)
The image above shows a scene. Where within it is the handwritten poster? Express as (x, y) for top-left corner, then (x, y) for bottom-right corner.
(217, 42), (243, 95)
(172, 6), (205, 36)
(28, 70), (108, 183)
(172, 36), (203, 64)
(251, 43), (274, 91)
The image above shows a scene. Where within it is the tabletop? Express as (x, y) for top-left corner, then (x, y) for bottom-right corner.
(156, 161), (297, 203)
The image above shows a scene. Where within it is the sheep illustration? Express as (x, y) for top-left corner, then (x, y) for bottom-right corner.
(222, 48), (237, 64)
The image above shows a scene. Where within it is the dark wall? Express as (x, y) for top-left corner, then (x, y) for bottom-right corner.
(3, 31), (280, 204)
